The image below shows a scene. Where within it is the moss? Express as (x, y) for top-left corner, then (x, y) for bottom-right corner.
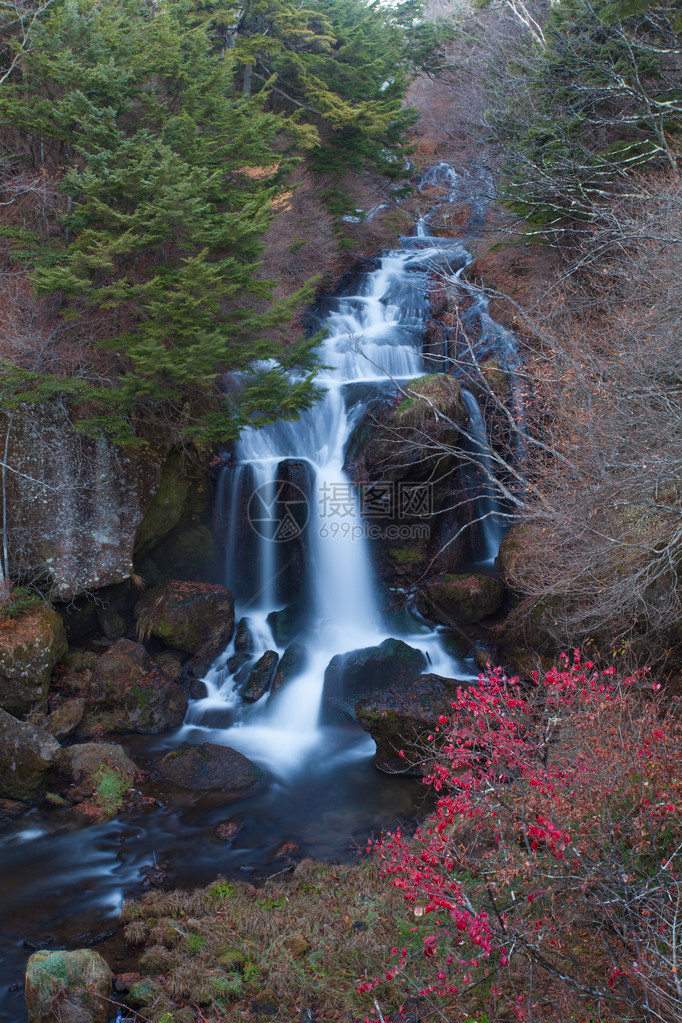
(134, 451), (189, 556)
(186, 934), (207, 955)
(387, 546), (423, 565)
(93, 764), (128, 815)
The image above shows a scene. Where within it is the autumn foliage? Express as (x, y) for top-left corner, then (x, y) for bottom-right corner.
(364, 654), (682, 1023)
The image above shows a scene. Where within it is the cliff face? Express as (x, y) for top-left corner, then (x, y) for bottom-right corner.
(4, 406), (187, 601)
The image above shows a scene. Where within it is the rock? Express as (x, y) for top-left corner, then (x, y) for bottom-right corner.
(4, 404), (186, 601)
(284, 935), (309, 957)
(235, 617), (256, 653)
(0, 606), (67, 715)
(416, 573), (504, 626)
(364, 374), (467, 483)
(0, 710), (60, 798)
(133, 450), (189, 557)
(241, 651), (279, 702)
(214, 817), (244, 842)
(96, 605), (126, 641)
(158, 743), (263, 794)
(271, 642), (307, 695)
(24, 948), (111, 1023)
(60, 742), (138, 820)
(494, 523), (534, 590)
(496, 596), (561, 679)
(47, 698), (85, 741)
(267, 603), (305, 647)
(322, 639), (427, 722)
(155, 649), (184, 682)
(80, 639), (187, 735)
(0, 796), (27, 820)
(227, 651), (251, 674)
(135, 580), (234, 656)
(356, 673), (461, 774)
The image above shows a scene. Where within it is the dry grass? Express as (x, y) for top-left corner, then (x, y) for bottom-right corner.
(118, 859), (416, 1023)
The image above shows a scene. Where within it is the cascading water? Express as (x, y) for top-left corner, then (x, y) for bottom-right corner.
(180, 167), (513, 777)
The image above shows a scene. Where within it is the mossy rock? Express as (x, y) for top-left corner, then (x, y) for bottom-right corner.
(80, 639), (187, 736)
(0, 710), (60, 799)
(24, 948), (111, 1023)
(60, 741), (138, 820)
(356, 673), (462, 774)
(135, 580), (234, 656)
(417, 573), (504, 626)
(0, 606), (67, 714)
(495, 523), (535, 590)
(47, 698), (85, 741)
(127, 977), (166, 1008)
(158, 742), (264, 795)
(364, 374), (467, 483)
(134, 451), (189, 557)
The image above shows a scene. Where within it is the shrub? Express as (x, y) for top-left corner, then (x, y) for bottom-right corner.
(367, 653), (682, 1022)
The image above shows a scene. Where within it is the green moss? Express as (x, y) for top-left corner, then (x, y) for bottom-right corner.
(388, 547), (423, 565)
(186, 934), (207, 955)
(93, 764), (127, 814)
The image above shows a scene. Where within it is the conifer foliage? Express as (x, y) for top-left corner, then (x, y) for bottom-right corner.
(0, 0), (431, 441)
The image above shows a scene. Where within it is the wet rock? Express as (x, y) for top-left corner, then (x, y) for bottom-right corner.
(271, 641), (307, 696)
(227, 651), (251, 674)
(0, 796), (27, 820)
(416, 573), (504, 626)
(273, 839), (302, 860)
(322, 639), (427, 722)
(0, 710), (60, 799)
(234, 617), (256, 653)
(96, 605), (126, 641)
(24, 948), (111, 1023)
(429, 280), (448, 317)
(364, 374), (467, 484)
(60, 742), (138, 820)
(241, 651), (279, 702)
(273, 459), (315, 603)
(214, 817), (244, 843)
(158, 742), (263, 794)
(0, 606), (67, 715)
(189, 678), (208, 700)
(267, 603), (305, 647)
(135, 579), (234, 656)
(47, 698), (85, 741)
(79, 639), (187, 735)
(355, 673), (461, 774)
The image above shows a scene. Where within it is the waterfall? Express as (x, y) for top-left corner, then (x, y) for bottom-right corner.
(181, 170), (512, 777)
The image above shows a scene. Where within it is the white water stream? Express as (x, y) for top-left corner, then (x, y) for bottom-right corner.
(180, 169), (512, 777)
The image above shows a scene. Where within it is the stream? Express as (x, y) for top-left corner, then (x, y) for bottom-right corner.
(0, 164), (515, 1020)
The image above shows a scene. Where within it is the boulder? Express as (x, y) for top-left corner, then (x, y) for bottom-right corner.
(135, 580), (234, 656)
(158, 743), (263, 795)
(155, 649), (184, 683)
(356, 673), (462, 774)
(363, 374), (467, 484)
(416, 573), (504, 626)
(4, 404), (187, 601)
(0, 710), (60, 799)
(24, 948), (111, 1023)
(267, 603), (305, 647)
(322, 639), (427, 722)
(60, 742), (138, 820)
(214, 816), (244, 843)
(271, 641), (307, 696)
(235, 617), (256, 653)
(47, 698), (85, 741)
(79, 639), (187, 735)
(241, 651), (279, 702)
(0, 606), (67, 714)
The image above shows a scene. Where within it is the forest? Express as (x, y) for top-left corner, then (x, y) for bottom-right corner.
(0, 2), (680, 1023)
